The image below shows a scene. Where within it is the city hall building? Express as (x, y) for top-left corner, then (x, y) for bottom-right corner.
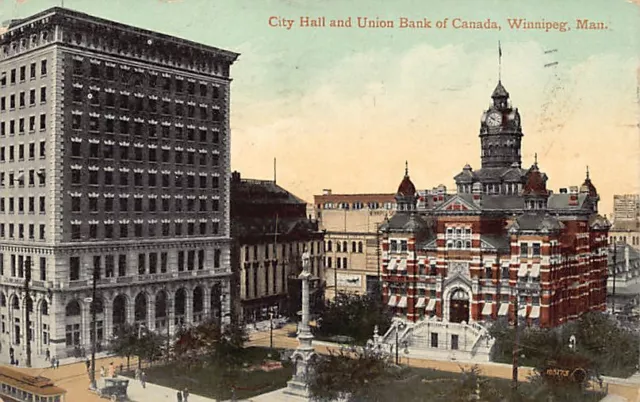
(381, 80), (610, 328)
(0, 7), (237, 361)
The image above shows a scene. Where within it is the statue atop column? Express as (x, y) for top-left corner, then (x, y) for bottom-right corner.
(285, 251), (317, 398)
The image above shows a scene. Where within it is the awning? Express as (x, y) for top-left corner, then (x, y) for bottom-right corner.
(398, 259), (407, 271)
(518, 306), (528, 317)
(426, 298), (437, 312)
(530, 306), (540, 319)
(387, 296), (398, 307)
(397, 296), (407, 308)
(415, 297), (426, 308)
(482, 303), (493, 315)
(530, 264), (540, 278)
(498, 303), (509, 316)
(517, 263), (528, 277)
(387, 260), (397, 271)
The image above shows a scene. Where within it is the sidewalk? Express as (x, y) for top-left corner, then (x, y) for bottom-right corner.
(125, 376), (221, 402)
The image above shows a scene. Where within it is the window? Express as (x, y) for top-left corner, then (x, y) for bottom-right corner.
(71, 224), (81, 240)
(40, 87), (46, 103)
(29, 89), (35, 105)
(520, 243), (528, 257)
(532, 243), (541, 257)
(72, 197), (81, 212)
(119, 223), (128, 238)
(40, 114), (46, 130)
(431, 332), (438, 348)
(69, 256), (80, 281)
(41, 60), (47, 76)
(89, 223), (97, 239)
(118, 254), (127, 276)
(138, 253), (146, 274)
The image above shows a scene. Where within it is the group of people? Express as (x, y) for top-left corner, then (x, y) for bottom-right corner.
(86, 360), (118, 379)
(46, 349), (61, 369)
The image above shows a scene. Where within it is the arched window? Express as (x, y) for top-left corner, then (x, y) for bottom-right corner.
(0, 293), (5, 307)
(351, 242), (356, 253)
(342, 241), (347, 252)
(65, 300), (81, 316)
(455, 240), (462, 249)
(336, 242), (341, 252)
(358, 242), (363, 253)
(327, 241), (332, 252)
(41, 299), (49, 316)
(342, 258), (348, 270)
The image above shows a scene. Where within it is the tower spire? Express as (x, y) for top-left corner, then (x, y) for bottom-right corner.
(405, 160), (409, 177)
(586, 165), (590, 180)
(534, 152), (538, 167)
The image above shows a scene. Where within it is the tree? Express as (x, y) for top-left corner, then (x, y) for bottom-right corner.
(109, 324), (139, 371)
(309, 345), (404, 402)
(316, 293), (392, 345)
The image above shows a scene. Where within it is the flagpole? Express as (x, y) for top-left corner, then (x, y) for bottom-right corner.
(498, 41), (502, 82)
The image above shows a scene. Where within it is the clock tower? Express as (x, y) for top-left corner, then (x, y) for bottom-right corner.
(479, 81), (524, 168)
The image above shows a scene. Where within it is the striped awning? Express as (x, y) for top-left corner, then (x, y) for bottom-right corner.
(498, 303), (509, 316)
(530, 264), (540, 278)
(530, 306), (540, 319)
(482, 303), (493, 316)
(398, 259), (407, 271)
(426, 298), (437, 312)
(517, 263), (528, 277)
(387, 296), (398, 307)
(415, 297), (426, 308)
(518, 306), (528, 317)
(397, 296), (408, 308)
(387, 260), (398, 271)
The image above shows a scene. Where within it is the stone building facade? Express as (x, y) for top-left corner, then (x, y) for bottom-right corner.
(314, 190), (395, 299)
(231, 172), (324, 322)
(0, 7), (238, 360)
(380, 80), (610, 328)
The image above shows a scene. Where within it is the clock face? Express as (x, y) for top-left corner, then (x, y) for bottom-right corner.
(486, 112), (502, 127)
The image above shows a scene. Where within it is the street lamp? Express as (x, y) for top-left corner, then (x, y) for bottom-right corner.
(24, 256), (32, 368)
(395, 321), (406, 365)
(89, 262), (99, 391)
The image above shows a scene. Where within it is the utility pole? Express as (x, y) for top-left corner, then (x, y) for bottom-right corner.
(376, 222), (381, 302)
(511, 288), (519, 398)
(612, 242), (617, 314)
(24, 256), (32, 368)
(90, 260), (98, 390)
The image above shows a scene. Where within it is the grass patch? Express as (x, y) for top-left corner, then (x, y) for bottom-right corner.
(134, 347), (293, 400)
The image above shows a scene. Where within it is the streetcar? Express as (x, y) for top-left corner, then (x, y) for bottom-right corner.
(0, 366), (66, 402)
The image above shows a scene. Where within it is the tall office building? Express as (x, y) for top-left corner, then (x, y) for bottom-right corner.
(0, 7), (238, 360)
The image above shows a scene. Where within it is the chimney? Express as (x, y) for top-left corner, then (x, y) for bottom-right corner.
(231, 171), (241, 183)
(323, 189), (332, 195)
(569, 186), (579, 194)
(559, 188), (568, 194)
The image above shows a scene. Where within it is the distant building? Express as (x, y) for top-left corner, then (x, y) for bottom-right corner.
(610, 194), (640, 248)
(613, 194), (640, 222)
(380, 80), (610, 328)
(314, 190), (394, 299)
(231, 172), (324, 322)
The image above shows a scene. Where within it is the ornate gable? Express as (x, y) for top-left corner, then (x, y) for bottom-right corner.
(437, 195), (479, 212)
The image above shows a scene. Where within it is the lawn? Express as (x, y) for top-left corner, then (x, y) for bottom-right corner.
(135, 347), (293, 400)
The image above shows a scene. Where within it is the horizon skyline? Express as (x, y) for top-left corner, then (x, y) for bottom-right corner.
(1, 0), (637, 217)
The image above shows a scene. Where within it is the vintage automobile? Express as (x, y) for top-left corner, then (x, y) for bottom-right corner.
(97, 378), (130, 401)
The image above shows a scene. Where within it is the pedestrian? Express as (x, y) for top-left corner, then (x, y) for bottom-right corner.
(100, 366), (106, 378)
(109, 362), (115, 378)
(55, 357), (60, 369)
(177, 391), (183, 402)
(183, 387), (189, 402)
(119, 363), (124, 375)
(85, 359), (91, 372)
(45, 349), (50, 361)
(135, 367), (140, 381)
(140, 371), (146, 389)
(15, 359), (19, 366)
(50, 357), (55, 369)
